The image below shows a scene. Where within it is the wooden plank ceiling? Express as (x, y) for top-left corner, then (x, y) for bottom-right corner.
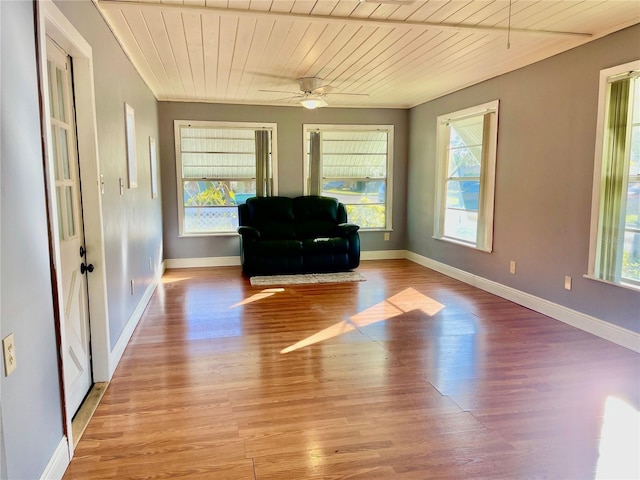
(96, 0), (640, 108)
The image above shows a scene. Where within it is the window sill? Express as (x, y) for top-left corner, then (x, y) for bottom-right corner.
(432, 235), (492, 253)
(583, 274), (640, 293)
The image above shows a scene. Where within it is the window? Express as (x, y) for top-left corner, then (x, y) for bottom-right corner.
(303, 124), (393, 230)
(588, 61), (640, 289)
(434, 100), (499, 251)
(174, 121), (277, 235)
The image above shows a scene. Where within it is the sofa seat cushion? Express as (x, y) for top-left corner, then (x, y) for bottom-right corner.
(255, 221), (296, 240)
(254, 239), (302, 255)
(301, 237), (349, 254)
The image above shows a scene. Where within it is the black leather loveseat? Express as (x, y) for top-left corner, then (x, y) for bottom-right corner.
(237, 195), (360, 276)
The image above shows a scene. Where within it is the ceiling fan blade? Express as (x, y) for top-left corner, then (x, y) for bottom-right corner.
(273, 96), (303, 102)
(249, 71), (296, 82)
(312, 85), (335, 95)
(259, 89), (301, 95)
(326, 92), (370, 97)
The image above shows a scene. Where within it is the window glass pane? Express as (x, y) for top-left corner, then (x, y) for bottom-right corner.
(307, 127), (392, 230)
(56, 67), (66, 123)
(60, 128), (71, 180)
(631, 126), (640, 176)
(183, 180), (255, 208)
(443, 208), (478, 244)
(633, 78), (640, 123)
(322, 180), (385, 205)
(626, 181), (640, 229)
(448, 117), (484, 178)
(435, 104), (498, 251)
(445, 180), (479, 212)
(345, 204), (386, 229)
(47, 61), (55, 119)
(56, 187), (64, 240)
(622, 231), (640, 283)
(65, 186), (75, 237)
(184, 206), (239, 234)
(177, 122), (276, 235)
(51, 125), (60, 180)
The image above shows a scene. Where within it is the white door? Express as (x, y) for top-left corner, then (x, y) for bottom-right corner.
(47, 38), (93, 416)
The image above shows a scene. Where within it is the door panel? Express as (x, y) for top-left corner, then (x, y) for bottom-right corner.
(47, 37), (92, 416)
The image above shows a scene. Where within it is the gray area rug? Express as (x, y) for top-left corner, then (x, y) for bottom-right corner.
(250, 271), (365, 287)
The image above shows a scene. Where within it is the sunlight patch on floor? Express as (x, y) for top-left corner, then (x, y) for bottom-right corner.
(161, 275), (193, 284)
(281, 288), (445, 353)
(230, 288), (285, 308)
(596, 396), (640, 479)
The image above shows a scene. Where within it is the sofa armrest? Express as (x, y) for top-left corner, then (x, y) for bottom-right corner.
(238, 226), (261, 239)
(336, 223), (360, 236)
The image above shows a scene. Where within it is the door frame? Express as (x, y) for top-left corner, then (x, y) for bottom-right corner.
(36, 0), (112, 455)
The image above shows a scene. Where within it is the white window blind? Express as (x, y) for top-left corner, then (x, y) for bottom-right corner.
(175, 121), (276, 235)
(304, 125), (393, 230)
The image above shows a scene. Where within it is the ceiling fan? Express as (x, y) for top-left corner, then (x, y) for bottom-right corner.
(259, 77), (369, 109)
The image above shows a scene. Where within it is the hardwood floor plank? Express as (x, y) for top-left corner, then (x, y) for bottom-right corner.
(62, 260), (640, 479)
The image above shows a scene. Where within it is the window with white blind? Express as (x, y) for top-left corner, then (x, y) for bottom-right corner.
(174, 121), (277, 235)
(588, 61), (640, 289)
(434, 100), (499, 251)
(303, 125), (393, 230)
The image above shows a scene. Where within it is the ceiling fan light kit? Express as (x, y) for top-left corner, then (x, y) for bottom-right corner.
(300, 95), (328, 110)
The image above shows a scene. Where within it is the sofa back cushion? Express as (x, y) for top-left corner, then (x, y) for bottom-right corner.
(293, 196), (340, 239)
(245, 196), (296, 239)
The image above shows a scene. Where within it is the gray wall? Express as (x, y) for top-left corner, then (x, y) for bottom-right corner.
(407, 24), (640, 333)
(55, 0), (163, 348)
(1, 0), (163, 477)
(158, 103), (409, 260)
(1, 1), (64, 478)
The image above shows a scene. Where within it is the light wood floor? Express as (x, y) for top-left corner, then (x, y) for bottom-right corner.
(63, 260), (639, 479)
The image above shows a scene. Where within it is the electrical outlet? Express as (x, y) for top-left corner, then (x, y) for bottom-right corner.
(564, 275), (572, 291)
(3, 333), (17, 376)
(119, 178), (124, 195)
(384, 232), (390, 241)
(509, 260), (516, 274)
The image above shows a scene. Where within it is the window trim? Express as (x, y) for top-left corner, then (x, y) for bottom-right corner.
(587, 59), (640, 290)
(433, 100), (499, 252)
(302, 123), (394, 231)
(174, 120), (278, 237)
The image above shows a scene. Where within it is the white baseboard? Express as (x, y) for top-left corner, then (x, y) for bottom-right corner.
(165, 256), (241, 269)
(406, 251), (640, 353)
(108, 276), (160, 377)
(361, 250), (407, 260)
(40, 437), (69, 480)
(165, 251), (407, 268)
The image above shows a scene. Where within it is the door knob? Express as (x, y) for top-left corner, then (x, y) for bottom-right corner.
(81, 263), (94, 274)
(79, 246), (86, 257)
